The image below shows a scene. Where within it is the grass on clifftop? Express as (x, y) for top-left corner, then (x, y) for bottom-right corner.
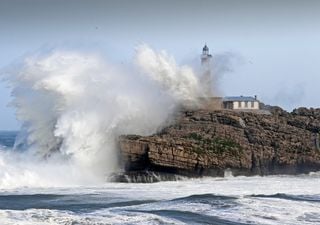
(185, 132), (242, 156)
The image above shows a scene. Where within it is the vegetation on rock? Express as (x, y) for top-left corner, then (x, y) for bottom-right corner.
(119, 107), (320, 177)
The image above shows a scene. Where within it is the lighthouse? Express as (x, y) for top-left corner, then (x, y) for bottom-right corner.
(201, 44), (212, 96)
(201, 44), (212, 65)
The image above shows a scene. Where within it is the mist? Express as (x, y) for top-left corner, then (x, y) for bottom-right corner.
(0, 45), (204, 187)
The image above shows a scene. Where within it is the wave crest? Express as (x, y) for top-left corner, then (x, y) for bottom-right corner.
(0, 45), (202, 187)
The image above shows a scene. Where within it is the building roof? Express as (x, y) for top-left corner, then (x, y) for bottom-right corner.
(223, 96), (257, 102)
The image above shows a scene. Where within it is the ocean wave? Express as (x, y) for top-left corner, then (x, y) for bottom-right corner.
(0, 208), (185, 225)
(250, 193), (320, 203)
(172, 193), (237, 202)
(129, 209), (249, 225)
(0, 193), (156, 212)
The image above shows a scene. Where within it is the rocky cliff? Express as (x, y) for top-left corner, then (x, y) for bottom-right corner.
(118, 107), (320, 178)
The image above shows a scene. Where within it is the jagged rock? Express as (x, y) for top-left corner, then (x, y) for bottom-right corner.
(108, 171), (185, 183)
(119, 107), (320, 178)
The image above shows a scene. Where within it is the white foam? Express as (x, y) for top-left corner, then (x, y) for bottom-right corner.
(0, 208), (185, 225)
(0, 175), (319, 224)
(0, 46), (201, 188)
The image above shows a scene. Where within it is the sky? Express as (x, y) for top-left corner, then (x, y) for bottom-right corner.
(0, 0), (320, 130)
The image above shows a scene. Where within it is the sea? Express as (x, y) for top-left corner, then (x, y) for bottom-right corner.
(0, 131), (319, 225)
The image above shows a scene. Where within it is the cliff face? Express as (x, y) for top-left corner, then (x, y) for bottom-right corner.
(119, 107), (320, 177)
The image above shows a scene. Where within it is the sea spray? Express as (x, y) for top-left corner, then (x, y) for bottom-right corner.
(135, 44), (202, 104)
(0, 45), (201, 187)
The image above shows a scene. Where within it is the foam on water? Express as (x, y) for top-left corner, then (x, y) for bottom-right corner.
(0, 174), (319, 225)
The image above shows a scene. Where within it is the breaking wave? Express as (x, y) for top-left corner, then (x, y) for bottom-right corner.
(0, 45), (203, 188)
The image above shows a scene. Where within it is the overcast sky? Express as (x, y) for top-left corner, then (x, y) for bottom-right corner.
(1, 0), (320, 130)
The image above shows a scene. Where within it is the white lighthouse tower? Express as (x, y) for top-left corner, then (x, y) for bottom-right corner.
(201, 44), (212, 96)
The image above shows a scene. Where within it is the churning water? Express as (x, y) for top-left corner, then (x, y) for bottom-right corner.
(0, 172), (319, 225)
(0, 132), (320, 225)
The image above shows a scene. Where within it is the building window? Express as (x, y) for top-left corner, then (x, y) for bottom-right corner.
(245, 101), (248, 108)
(238, 101), (241, 108)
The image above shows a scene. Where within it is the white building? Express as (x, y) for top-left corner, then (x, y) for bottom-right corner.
(223, 96), (260, 110)
(200, 44), (213, 96)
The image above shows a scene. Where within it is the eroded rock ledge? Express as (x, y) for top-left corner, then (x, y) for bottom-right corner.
(119, 107), (320, 178)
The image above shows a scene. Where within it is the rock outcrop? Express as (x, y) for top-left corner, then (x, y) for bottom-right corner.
(119, 107), (320, 178)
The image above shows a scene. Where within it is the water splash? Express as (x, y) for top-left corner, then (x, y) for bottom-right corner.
(0, 45), (201, 187)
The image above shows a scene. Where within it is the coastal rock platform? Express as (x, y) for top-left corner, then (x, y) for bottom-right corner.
(119, 107), (320, 179)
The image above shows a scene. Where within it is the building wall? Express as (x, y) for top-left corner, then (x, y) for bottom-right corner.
(231, 101), (259, 110)
(233, 101), (239, 109)
(223, 102), (233, 109)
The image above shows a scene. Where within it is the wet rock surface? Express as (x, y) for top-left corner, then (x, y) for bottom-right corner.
(119, 107), (320, 178)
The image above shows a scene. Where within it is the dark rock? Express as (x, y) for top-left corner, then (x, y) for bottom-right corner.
(119, 107), (320, 179)
(108, 171), (185, 183)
